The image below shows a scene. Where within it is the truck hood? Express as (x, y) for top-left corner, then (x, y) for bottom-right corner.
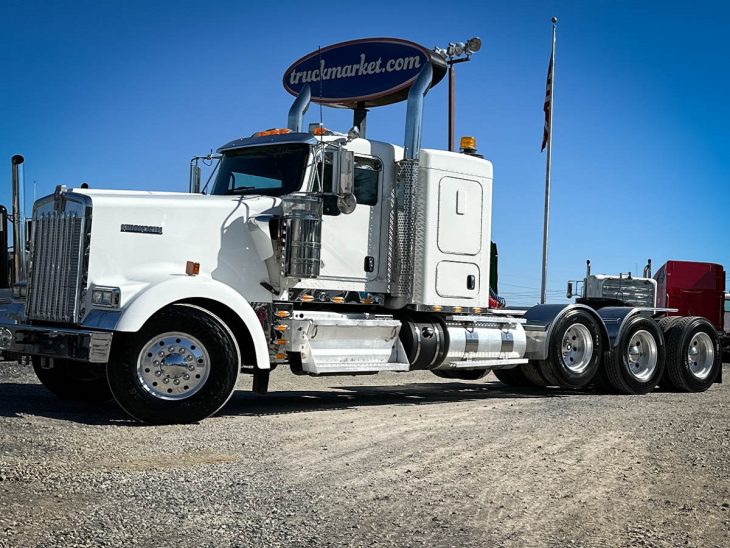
(73, 189), (278, 307)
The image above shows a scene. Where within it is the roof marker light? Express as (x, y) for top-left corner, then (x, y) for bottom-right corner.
(254, 128), (293, 137)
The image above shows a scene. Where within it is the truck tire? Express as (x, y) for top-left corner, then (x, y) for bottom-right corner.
(656, 317), (682, 390)
(663, 316), (721, 392)
(493, 366), (535, 387)
(32, 357), (112, 402)
(657, 317), (681, 332)
(537, 309), (603, 388)
(432, 369), (489, 380)
(521, 361), (550, 387)
(107, 304), (240, 424)
(604, 316), (665, 394)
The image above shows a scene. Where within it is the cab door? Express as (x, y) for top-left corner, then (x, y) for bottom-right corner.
(317, 154), (383, 284)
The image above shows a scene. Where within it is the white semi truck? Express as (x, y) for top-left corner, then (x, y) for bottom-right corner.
(0, 40), (722, 424)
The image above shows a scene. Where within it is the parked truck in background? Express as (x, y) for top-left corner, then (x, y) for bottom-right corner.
(725, 293), (730, 361)
(568, 258), (728, 383)
(0, 38), (723, 424)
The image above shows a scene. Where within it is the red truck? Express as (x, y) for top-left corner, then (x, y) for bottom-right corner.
(654, 260), (729, 366)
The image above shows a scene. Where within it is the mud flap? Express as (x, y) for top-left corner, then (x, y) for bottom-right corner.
(252, 368), (270, 395)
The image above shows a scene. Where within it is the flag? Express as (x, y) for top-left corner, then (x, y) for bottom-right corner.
(541, 49), (553, 152)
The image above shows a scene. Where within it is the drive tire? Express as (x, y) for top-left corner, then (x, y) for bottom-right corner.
(604, 315), (665, 395)
(656, 317), (682, 390)
(493, 366), (535, 387)
(432, 369), (489, 381)
(522, 361), (551, 387)
(539, 309), (604, 388)
(32, 357), (112, 402)
(107, 304), (240, 424)
(664, 316), (721, 392)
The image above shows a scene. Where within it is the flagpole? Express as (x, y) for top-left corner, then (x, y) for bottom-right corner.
(540, 16), (557, 304)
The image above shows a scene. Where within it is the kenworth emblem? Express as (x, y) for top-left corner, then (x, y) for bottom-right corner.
(121, 224), (163, 235)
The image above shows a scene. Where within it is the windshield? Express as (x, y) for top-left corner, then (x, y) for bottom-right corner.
(210, 144), (310, 196)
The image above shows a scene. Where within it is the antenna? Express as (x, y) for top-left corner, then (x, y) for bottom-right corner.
(318, 46), (325, 193)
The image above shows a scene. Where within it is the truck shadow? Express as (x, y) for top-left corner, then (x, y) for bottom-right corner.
(0, 380), (588, 425)
(0, 382), (130, 425)
(220, 380), (586, 418)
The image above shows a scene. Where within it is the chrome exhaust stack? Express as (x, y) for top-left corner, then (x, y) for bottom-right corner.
(10, 155), (26, 285)
(287, 84), (311, 132)
(403, 62), (433, 160)
(189, 158), (201, 193)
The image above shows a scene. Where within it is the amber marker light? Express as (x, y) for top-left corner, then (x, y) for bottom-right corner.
(185, 261), (200, 276)
(459, 136), (477, 151)
(254, 128), (292, 137)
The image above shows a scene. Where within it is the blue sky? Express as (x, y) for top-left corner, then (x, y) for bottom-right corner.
(1, 0), (728, 305)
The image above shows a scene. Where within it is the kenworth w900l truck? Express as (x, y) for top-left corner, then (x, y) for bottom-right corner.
(0, 38), (722, 423)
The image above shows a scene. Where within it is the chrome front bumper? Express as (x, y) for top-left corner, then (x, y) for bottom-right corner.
(0, 300), (113, 363)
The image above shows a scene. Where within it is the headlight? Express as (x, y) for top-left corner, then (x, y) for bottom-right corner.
(91, 286), (120, 308)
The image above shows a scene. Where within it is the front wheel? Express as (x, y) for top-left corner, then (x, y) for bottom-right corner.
(107, 304), (240, 424)
(32, 357), (111, 402)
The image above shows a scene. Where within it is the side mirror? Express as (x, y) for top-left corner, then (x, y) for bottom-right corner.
(331, 149), (356, 214)
(566, 281), (573, 299)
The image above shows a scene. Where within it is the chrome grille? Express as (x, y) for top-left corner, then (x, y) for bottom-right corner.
(27, 200), (88, 323)
(599, 279), (656, 308)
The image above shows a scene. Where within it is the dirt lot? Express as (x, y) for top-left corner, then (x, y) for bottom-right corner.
(0, 361), (728, 547)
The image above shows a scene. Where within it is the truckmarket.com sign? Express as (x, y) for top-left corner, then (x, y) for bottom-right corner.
(283, 38), (432, 108)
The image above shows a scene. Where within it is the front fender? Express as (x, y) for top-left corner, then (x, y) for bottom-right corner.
(112, 276), (270, 370)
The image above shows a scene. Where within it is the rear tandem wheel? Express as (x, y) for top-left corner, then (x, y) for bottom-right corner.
(531, 308), (604, 388)
(662, 316), (721, 392)
(603, 315), (665, 395)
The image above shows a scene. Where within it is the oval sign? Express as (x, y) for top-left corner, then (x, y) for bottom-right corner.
(283, 38), (444, 108)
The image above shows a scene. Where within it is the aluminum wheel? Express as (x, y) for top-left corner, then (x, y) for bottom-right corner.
(626, 329), (658, 382)
(687, 332), (714, 380)
(136, 332), (210, 400)
(561, 323), (593, 374)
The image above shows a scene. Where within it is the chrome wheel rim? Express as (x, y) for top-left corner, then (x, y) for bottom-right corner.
(561, 323), (593, 374)
(136, 332), (210, 400)
(687, 332), (714, 380)
(626, 329), (658, 381)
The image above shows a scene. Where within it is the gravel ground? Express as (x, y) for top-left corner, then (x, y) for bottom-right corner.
(0, 361), (728, 547)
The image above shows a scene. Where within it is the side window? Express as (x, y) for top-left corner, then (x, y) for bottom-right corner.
(353, 157), (381, 206)
(317, 154), (381, 215)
